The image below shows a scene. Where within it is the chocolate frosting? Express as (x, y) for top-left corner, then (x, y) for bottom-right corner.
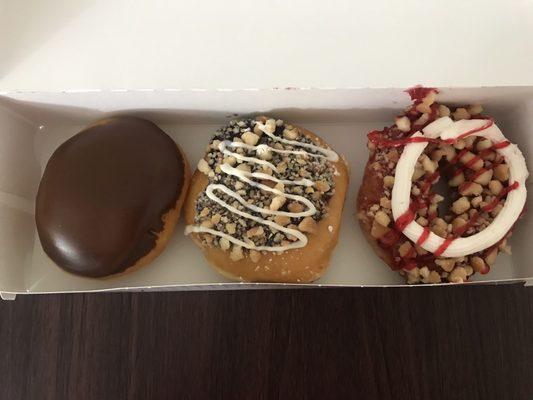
(36, 117), (186, 277)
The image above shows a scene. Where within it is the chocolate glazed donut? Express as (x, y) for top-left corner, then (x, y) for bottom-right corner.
(36, 117), (190, 278)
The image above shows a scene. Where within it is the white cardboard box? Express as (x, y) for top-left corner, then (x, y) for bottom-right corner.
(0, 87), (531, 298)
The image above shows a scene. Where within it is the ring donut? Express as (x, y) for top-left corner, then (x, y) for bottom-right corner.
(392, 117), (528, 258)
(184, 117), (349, 283)
(357, 88), (529, 284)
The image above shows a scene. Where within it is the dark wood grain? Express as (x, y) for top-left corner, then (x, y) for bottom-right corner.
(0, 286), (532, 400)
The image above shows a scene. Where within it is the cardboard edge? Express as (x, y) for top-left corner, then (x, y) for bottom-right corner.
(0, 277), (529, 299)
(2, 85), (533, 96)
(0, 292), (17, 300)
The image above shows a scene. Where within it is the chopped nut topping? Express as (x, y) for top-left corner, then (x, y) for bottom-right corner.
(236, 163), (251, 172)
(274, 215), (291, 226)
(476, 139), (492, 152)
(459, 151), (484, 171)
(435, 258), (455, 272)
(283, 128), (299, 140)
(264, 119), (276, 134)
(412, 167), (425, 181)
(414, 113), (429, 126)
(449, 266), (467, 283)
(370, 220), (390, 239)
(258, 147), (272, 160)
(426, 271), (441, 283)
(416, 103), (432, 114)
(241, 131), (260, 146)
(380, 197), (391, 209)
(395, 116), (411, 132)
(226, 223), (236, 234)
(201, 220), (214, 229)
(474, 169), (493, 185)
(269, 196), (286, 211)
(485, 248), (498, 265)
(230, 245), (244, 261)
(276, 162), (287, 174)
(489, 180), (503, 195)
(287, 202), (305, 213)
(490, 203), (503, 217)
(493, 164), (509, 181)
(315, 180), (331, 193)
(249, 250), (261, 263)
(211, 213), (221, 224)
(453, 108), (471, 120)
(452, 217), (467, 233)
(438, 104), (451, 117)
(247, 226), (264, 238)
(415, 244), (428, 255)
(416, 216), (429, 226)
(398, 241), (413, 258)
(274, 182), (285, 192)
(374, 210), (391, 227)
(223, 156), (237, 166)
(431, 194), (444, 204)
(406, 267), (420, 284)
(459, 182), (483, 196)
(452, 197), (470, 214)
(383, 175), (395, 187)
(419, 266), (430, 279)
(219, 237), (230, 251)
(298, 217), (317, 234)
(422, 90), (437, 105)
(421, 154), (437, 173)
(198, 158), (211, 175)
(468, 104), (483, 115)
(471, 196), (482, 208)
(470, 256), (485, 272)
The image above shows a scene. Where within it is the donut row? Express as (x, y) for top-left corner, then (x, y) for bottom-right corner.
(35, 89), (529, 284)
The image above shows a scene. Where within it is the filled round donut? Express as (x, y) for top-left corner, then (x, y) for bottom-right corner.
(36, 116), (190, 278)
(184, 116), (349, 283)
(357, 88), (528, 284)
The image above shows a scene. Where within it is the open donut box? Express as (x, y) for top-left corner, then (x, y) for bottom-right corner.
(0, 86), (532, 299)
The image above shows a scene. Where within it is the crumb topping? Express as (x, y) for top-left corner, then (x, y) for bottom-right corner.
(191, 117), (337, 261)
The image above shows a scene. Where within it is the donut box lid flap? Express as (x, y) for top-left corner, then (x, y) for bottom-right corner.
(2, 0), (533, 92)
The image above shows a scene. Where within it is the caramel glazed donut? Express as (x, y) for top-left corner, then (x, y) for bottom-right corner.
(184, 117), (349, 283)
(357, 88), (529, 284)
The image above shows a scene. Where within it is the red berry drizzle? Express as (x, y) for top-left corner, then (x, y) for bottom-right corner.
(405, 86), (439, 103)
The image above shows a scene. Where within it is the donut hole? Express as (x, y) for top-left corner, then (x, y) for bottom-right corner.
(431, 173), (454, 216)
(409, 138), (511, 240)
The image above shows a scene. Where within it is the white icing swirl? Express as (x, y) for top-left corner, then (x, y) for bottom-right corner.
(392, 117), (529, 258)
(185, 119), (339, 253)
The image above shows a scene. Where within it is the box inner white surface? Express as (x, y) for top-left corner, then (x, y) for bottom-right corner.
(0, 87), (531, 293)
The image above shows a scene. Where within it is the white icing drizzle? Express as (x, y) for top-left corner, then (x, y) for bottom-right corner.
(208, 171), (315, 218)
(255, 122), (340, 162)
(185, 119), (340, 253)
(222, 163), (314, 187)
(186, 184), (309, 252)
(219, 141), (278, 171)
(224, 140), (331, 161)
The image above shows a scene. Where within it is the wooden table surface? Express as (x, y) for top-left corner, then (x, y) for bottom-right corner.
(1, 285), (532, 400)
